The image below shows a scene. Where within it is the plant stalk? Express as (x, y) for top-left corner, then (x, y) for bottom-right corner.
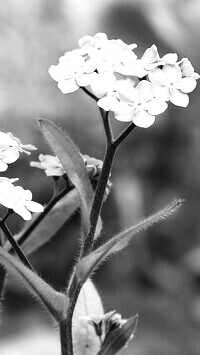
(0, 221), (34, 271)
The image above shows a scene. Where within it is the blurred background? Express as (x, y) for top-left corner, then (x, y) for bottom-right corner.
(0, 0), (200, 354)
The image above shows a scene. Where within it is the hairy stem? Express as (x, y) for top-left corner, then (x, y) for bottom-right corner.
(81, 87), (98, 101)
(114, 122), (136, 148)
(0, 237), (6, 307)
(0, 221), (34, 271)
(83, 144), (116, 255)
(59, 320), (71, 355)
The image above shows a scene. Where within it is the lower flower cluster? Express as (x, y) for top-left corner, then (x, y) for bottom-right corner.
(0, 132), (43, 220)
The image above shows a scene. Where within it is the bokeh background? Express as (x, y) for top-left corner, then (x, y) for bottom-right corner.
(1, 0), (200, 354)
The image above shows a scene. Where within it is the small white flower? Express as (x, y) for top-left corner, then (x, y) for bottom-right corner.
(113, 80), (168, 128)
(149, 63), (198, 107)
(179, 58), (200, 80)
(0, 178), (44, 220)
(48, 49), (97, 94)
(80, 33), (137, 75)
(30, 154), (65, 177)
(0, 131), (36, 172)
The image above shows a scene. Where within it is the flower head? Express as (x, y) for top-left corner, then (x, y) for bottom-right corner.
(0, 178), (43, 220)
(0, 131), (36, 172)
(48, 48), (97, 94)
(113, 79), (168, 128)
(30, 154), (65, 177)
(149, 63), (198, 107)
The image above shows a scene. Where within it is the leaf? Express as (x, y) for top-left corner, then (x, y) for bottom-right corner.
(98, 314), (138, 355)
(5, 189), (80, 255)
(38, 119), (94, 238)
(0, 247), (68, 321)
(73, 279), (104, 355)
(76, 199), (183, 283)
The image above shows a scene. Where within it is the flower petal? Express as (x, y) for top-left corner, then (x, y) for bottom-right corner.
(136, 80), (154, 103)
(57, 79), (79, 94)
(170, 89), (189, 107)
(149, 68), (167, 85)
(117, 79), (138, 103)
(0, 160), (8, 172)
(141, 45), (159, 63)
(76, 73), (96, 87)
(162, 53), (178, 65)
(0, 147), (19, 163)
(25, 201), (44, 213)
(132, 109), (155, 128)
(13, 205), (32, 220)
(146, 99), (168, 115)
(176, 77), (197, 93)
(153, 84), (170, 101)
(97, 96), (119, 111)
(114, 103), (134, 122)
(162, 64), (182, 84)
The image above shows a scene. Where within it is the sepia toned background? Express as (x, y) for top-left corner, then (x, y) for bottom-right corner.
(0, 0), (200, 354)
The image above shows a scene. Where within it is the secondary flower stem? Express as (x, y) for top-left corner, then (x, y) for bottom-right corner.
(16, 186), (70, 248)
(83, 143), (116, 255)
(114, 122), (136, 148)
(0, 221), (34, 271)
(81, 87), (98, 102)
(100, 109), (114, 144)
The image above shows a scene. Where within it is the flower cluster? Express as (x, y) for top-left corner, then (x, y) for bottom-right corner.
(0, 178), (43, 220)
(0, 131), (36, 172)
(49, 33), (199, 128)
(30, 153), (103, 180)
(0, 132), (43, 220)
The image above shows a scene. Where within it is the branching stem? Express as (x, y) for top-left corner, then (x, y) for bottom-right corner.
(0, 220), (34, 271)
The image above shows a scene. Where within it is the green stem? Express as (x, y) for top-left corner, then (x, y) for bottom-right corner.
(0, 221), (34, 271)
(83, 144), (116, 255)
(99, 109), (114, 144)
(114, 122), (136, 148)
(81, 87), (98, 102)
(64, 279), (82, 355)
(59, 320), (70, 355)
(0, 237), (6, 305)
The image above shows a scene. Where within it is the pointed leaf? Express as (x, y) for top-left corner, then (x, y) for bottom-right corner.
(76, 199), (183, 283)
(73, 279), (104, 355)
(5, 189), (80, 255)
(98, 314), (138, 355)
(39, 119), (94, 238)
(0, 247), (68, 321)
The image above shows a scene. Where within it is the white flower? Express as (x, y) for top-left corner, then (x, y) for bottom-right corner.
(48, 49), (97, 94)
(149, 64), (198, 107)
(130, 45), (179, 78)
(90, 72), (119, 111)
(179, 58), (200, 80)
(30, 154), (65, 177)
(113, 80), (168, 128)
(0, 131), (36, 172)
(79, 33), (137, 75)
(0, 178), (44, 220)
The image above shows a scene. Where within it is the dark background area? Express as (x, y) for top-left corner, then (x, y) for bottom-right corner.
(0, 0), (200, 354)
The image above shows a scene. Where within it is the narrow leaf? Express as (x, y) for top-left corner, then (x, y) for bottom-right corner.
(76, 199), (183, 283)
(5, 189), (80, 255)
(39, 119), (94, 238)
(0, 247), (68, 321)
(98, 314), (138, 355)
